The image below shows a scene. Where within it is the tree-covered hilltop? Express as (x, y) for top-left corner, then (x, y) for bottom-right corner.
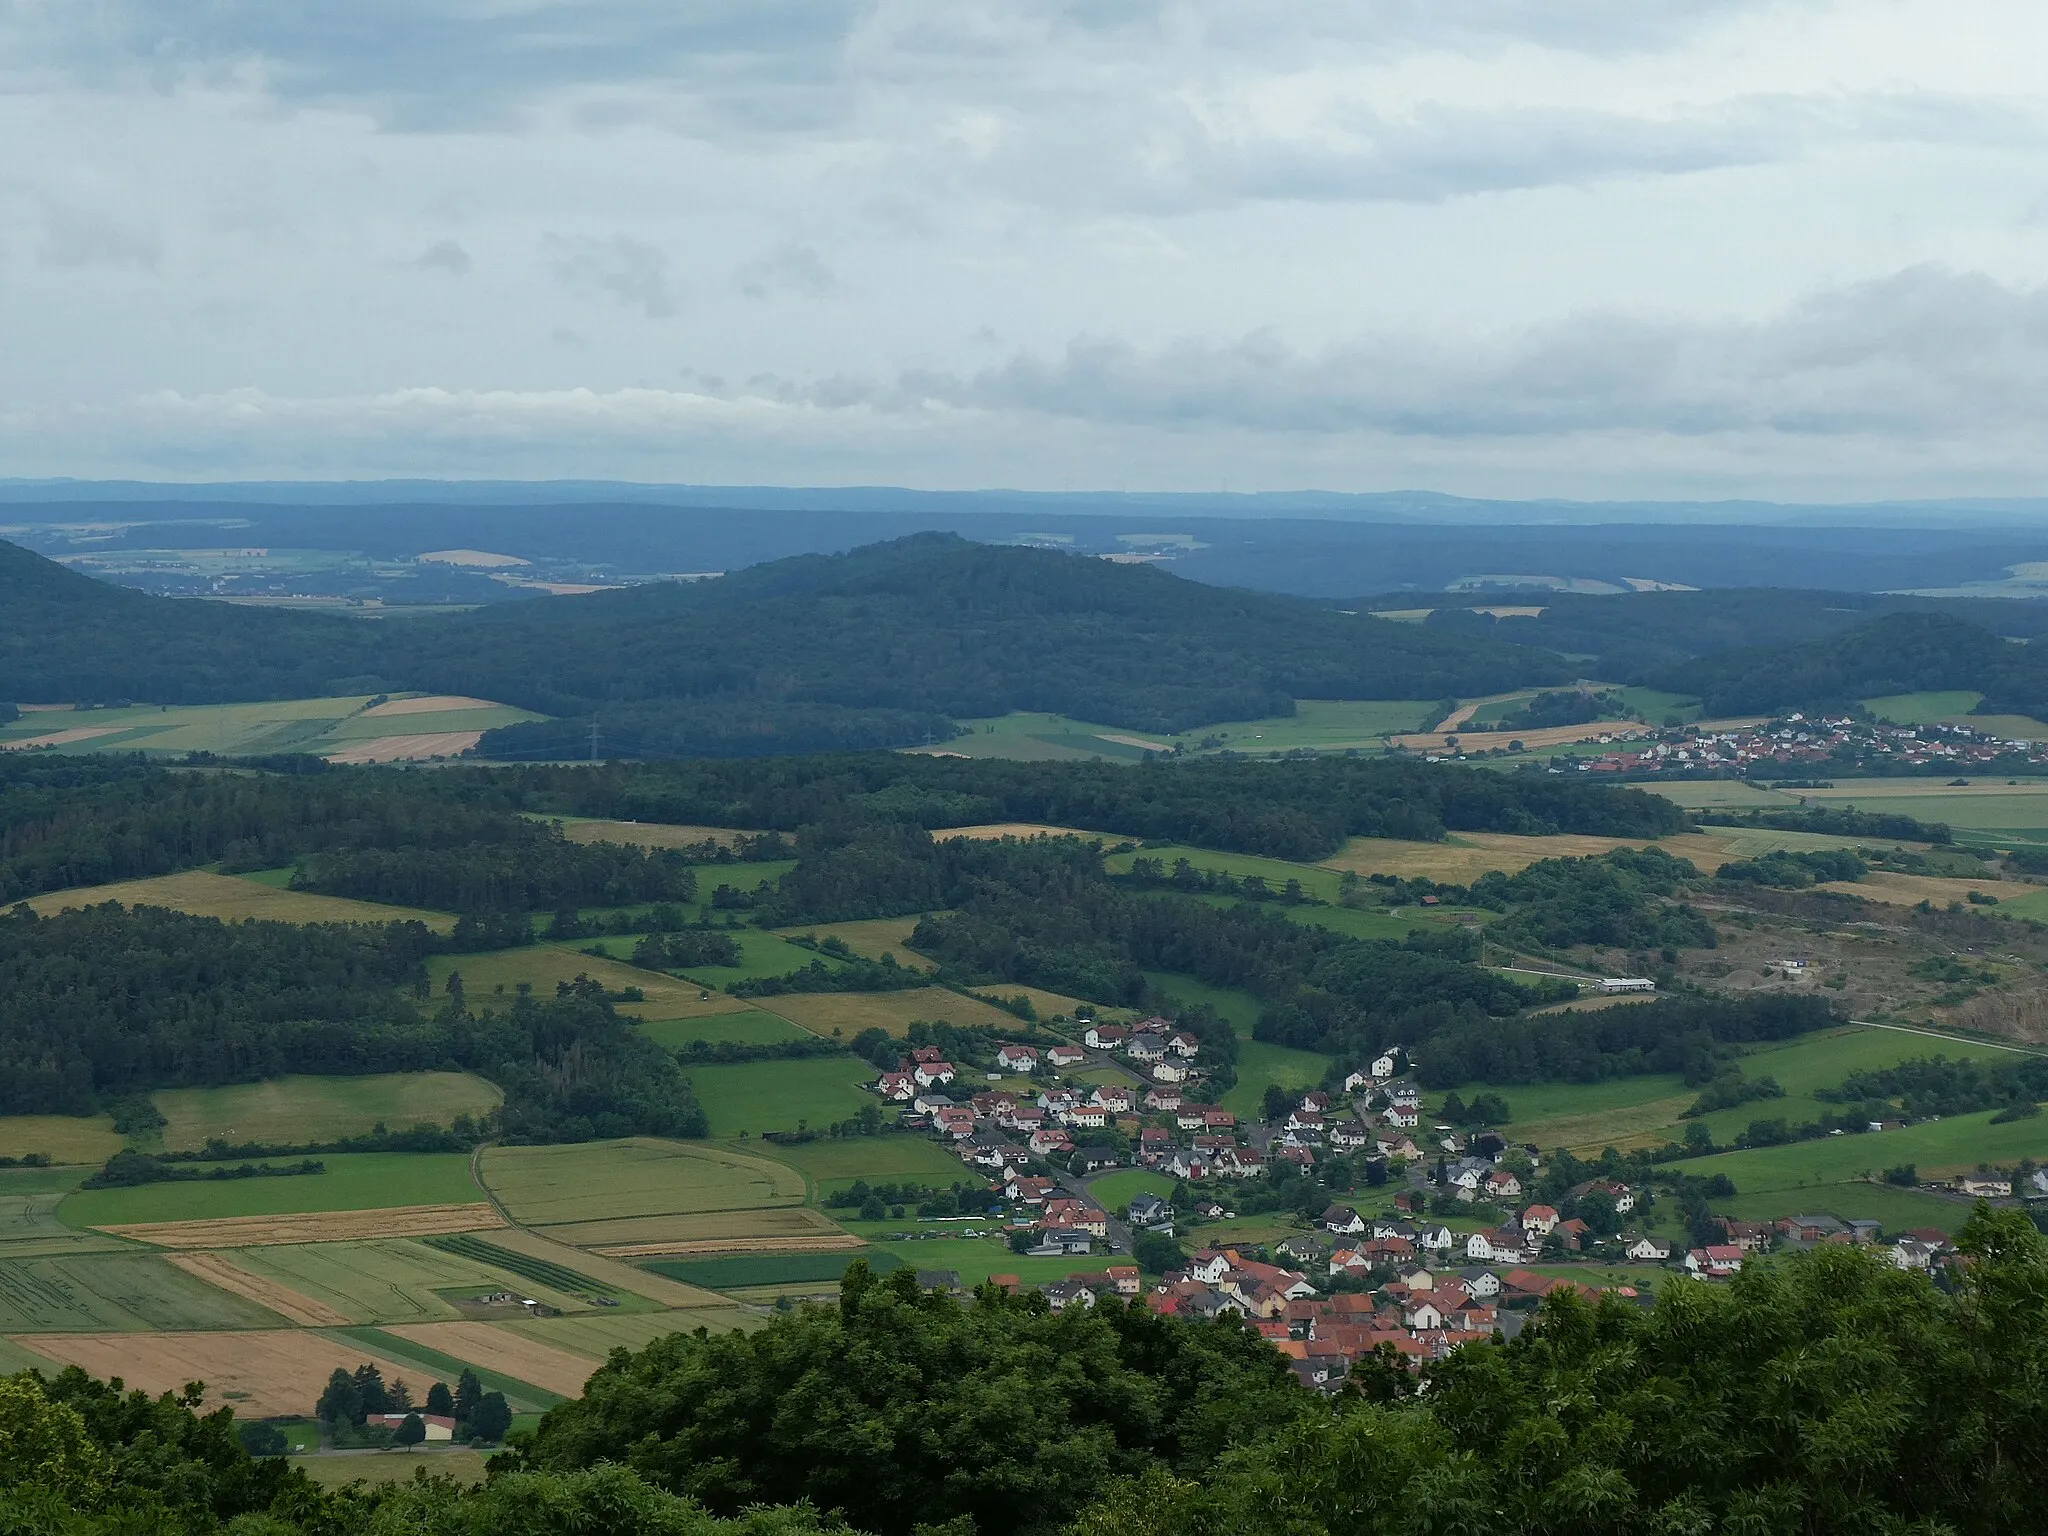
(1655, 609), (2048, 719)
(0, 533), (1569, 752)
(16, 1211), (2039, 1534)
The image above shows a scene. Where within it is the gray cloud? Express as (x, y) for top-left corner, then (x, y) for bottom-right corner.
(549, 235), (678, 317)
(413, 239), (471, 275)
(721, 266), (2048, 440)
(735, 243), (835, 298)
(38, 203), (160, 269)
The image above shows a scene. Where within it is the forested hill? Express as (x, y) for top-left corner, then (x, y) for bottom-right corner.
(396, 535), (1570, 755)
(0, 532), (1568, 753)
(0, 538), (369, 703)
(1656, 611), (2048, 717)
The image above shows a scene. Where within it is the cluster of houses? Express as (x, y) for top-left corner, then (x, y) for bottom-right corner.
(1553, 715), (2048, 777)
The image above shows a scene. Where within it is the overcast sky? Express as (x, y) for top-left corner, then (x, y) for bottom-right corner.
(4, 0), (2048, 498)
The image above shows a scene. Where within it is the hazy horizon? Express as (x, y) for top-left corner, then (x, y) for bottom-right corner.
(4, 3), (2047, 501)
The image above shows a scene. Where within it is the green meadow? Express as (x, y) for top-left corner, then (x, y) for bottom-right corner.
(680, 1058), (878, 1139)
(57, 1152), (480, 1226)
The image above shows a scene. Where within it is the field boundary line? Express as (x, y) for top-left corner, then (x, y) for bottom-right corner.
(330, 1325), (566, 1412)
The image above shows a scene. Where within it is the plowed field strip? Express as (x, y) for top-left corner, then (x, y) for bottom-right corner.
(164, 1252), (352, 1326)
(99, 1203), (504, 1249)
(595, 1234), (865, 1258)
(6, 1330), (418, 1418)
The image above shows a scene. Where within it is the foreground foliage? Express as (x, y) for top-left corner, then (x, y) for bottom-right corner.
(4, 1211), (2046, 1535)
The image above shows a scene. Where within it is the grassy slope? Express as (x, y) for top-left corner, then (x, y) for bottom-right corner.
(0, 1115), (123, 1165)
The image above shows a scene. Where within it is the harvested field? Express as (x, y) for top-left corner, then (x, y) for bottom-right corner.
(754, 987), (1021, 1038)
(481, 1139), (804, 1227)
(325, 731), (484, 764)
(26, 871), (454, 930)
(470, 1227), (726, 1308)
(0, 1114), (122, 1166)
(565, 1206), (846, 1252)
(94, 1203), (504, 1250)
(362, 695), (502, 716)
(557, 818), (762, 850)
(155, 1073), (502, 1153)
(164, 1253), (352, 1327)
(1818, 871), (2014, 908)
(379, 1322), (599, 1399)
(9, 1330), (419, 1417)
(932, 823), (1110, 842)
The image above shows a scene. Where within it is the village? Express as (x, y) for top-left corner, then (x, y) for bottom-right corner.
(1541, 714), (2048, 777)
(867, 1019), (1967, 1391)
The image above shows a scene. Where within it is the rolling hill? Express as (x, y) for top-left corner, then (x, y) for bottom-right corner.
(0, 534), (1570, 755)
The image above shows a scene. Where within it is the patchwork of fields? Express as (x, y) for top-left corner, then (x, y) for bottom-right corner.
(0, 693), (543, 762)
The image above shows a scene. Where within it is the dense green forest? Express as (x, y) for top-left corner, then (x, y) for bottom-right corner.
(1658, 610), (2048, 718)
(0, 750), (1685, 900)
(1418, 585), (2048, 682)
(9, 1211), (2046, 1535)
(0, 534), (1568, 751)
(0, 906), (703, 1139)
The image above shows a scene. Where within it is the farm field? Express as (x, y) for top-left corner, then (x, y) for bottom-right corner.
(481, 1139), (805, 1227)
(377, 1321), (599, 1398)
(296, 1449), (492, 1489)
(61, 1152), (482, 1227)
(616, 929), (850, 990)
(867, 1238), (1093, 1288)
(934, 823), (1113, 841)
(26, 871), (454, 930)
(1319, 825), (1924, 884)
(164, 1252), (353, 1327)
(0, 1170), (126, 1258)
(633, 1010), (816, 1049)
(423, 944), (754, 1020)
(752, 987), (1024, 1038)
(1104, 843), (1349, 902)
(773, 916), (932, 969)
(920, 702), (1443, 762)
(0, 1114), (121, 1165)
(153, 1073), (503, 1152)
(223, 1237), (616, 1325)
(89, 1204), (503, 1251)
(1715, 1181), (1973, 1234)
(1649, 781), (1803, 809)
(1686, 1107), (2048, 1199)
(506, 1308), (756, 1358)
(641, 1248), (900, 1291)
(0, 1253), (289, 1332)
(680, 1058), (887, 1140)
(1817, 871), (2018, 908)
(751, 1133), (976, 1195)
(915, 713), (1170, 762)
(1488, 1026), (2029, 1156)
(466, 1226), (726, 1307)
(1796, 778), (2048, 843)
(554, 817), (762, 849)
(7, 1329), (422, 1417)
(335, 1326), (565, 1411)
(564, 1206), (851, 1255)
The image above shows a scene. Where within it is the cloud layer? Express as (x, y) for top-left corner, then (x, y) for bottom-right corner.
(3, 0), (2048, 493)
